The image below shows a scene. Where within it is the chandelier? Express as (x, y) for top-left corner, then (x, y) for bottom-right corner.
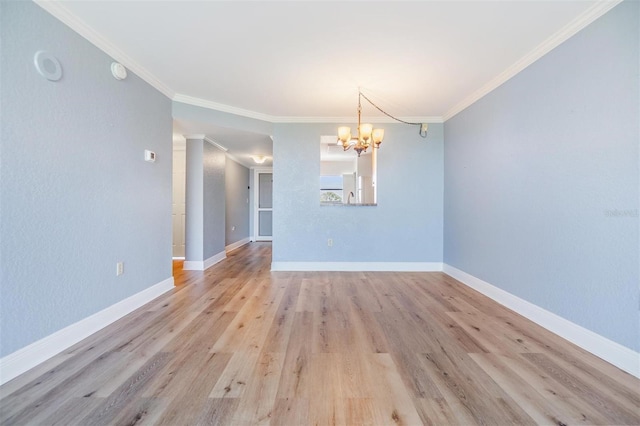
(337, 90), (429, 156)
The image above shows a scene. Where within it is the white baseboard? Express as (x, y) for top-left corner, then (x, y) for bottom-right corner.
(443, 264), (640, 378)
(183, 250), (226, 271)
(225, 237), (250, 253)
(0, 276), (175, 386)
(271, 261), (443, 272)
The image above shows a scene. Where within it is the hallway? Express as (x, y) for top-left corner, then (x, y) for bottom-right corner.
(1, 243), (638, 425)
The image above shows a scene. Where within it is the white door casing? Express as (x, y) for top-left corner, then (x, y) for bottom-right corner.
(253, 168), (273, 242)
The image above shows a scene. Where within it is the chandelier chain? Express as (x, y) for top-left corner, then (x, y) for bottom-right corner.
(359, 91), (423, 127)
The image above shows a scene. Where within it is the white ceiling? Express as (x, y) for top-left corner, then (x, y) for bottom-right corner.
(38, 0), (618, 161)
(320, 135), (360, 162)
(174, 119), (273, 167)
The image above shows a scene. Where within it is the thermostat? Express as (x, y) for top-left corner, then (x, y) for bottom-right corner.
(144, 150), (156, 162)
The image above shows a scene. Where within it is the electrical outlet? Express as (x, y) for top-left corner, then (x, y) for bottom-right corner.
(327, 238), (333, 247)
(116, 262), (124, 276)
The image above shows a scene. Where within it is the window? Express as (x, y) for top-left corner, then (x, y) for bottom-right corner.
(320, 175), (343, 203)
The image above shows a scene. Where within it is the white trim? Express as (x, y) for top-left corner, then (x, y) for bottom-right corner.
(226, 153), (252, 169)
(183, 133), (206, 140)
(183, 135), (229, 153)
(173, 94), (442, 124)
(172, 256), (185, 260)
(34, 1), (174, 99)
(271, 262), (443, 272)
(203, 251), (226, 269)
(0, 276), (174, 385)
(183, 250), (226, 271)
(203, 137), (228, 152)
(173, 94), (275, 123)
(443, 0), (622, 121)
(36, 0), (619, 125)
(225, 237), (250, 253)
(442, 264), (640, 378)
(253, 168), (273, 242)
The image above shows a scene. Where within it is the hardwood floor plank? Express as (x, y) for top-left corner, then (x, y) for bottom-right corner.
(365, 353), (424, 425)
(522, 352), (640, 424)
(231, 351), (285, 424)
(413, 397), (470, 426)
(1, 243), (638, 425)
(150, 351), (231, 425)
(344, 398), (383, 426)
(418, 351), (537, 425)
(1, 350), (127, 424)
(262, 278), (301, 353)
(348, 306), (391, 354)
(275, 311), (314, 399)
(108, 397), (166, 426)
(469, 353), (579, 425)
(209, 350), (260, 399)
(270, 397), (309, 425)
(37, 397), (105, 426)
(77, 351), (172, 425)
(195, 398), (240, 426)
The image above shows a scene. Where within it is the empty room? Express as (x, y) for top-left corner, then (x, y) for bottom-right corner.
(1, 0), (638, 425)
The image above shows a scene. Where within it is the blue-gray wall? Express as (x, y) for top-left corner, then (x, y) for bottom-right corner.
(273, 123), (443, 263)
(185, 138), (205, 261)
(444, 1), (639, 351)
(0, 2), (173, 357)
(173, 102), (273, 136)
(225, 158), (250, 246)
(185, 138), (227, 261)
(203, 143), (226, 259)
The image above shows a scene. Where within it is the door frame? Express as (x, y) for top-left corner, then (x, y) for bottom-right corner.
(253, 167), (273, 242)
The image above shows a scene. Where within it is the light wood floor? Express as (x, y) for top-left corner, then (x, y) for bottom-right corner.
(1, 243), (638, 425)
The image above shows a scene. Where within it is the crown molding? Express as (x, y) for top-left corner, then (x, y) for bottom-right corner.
(37, 0), (618, 125)
(173, 94), (276, 123)
(204, 136), (228, 152)
(33, 0), (441, 123)
(273, 116), (444, 124)
(443, 0), (623, 121)
(226, 153), (256, 169)
(183, 134), (229, 152)
(183, 134), (206, 140)
(173, 94), (442, 124)
(34, 0), (175, 99)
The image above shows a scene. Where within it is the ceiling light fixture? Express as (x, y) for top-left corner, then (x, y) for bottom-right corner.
(251, 155), (268, 164)
(337, 90), (429, 156)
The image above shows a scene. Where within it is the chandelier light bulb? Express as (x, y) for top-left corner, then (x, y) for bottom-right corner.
(359, 123), (373, 141)
(337, 126), (351, 144)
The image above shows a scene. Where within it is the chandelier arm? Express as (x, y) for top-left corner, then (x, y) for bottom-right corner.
(359, 92), (428, 138)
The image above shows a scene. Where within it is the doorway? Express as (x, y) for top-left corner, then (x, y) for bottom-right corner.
(172, 140), (186, 258)
(253, 168), (273, 242)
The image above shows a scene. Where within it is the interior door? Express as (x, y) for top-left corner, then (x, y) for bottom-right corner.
(256, 171), (272, 241)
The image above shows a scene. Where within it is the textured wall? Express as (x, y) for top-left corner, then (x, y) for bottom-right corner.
(185, 138), (205, 261)
(225, 158), (250, 246)
(273, 123), (443, 263)
(0, 2), (173, 356)
(185, 139), (227, 261)
(444, 1), (639, 351)
(203, 143), (226, 259)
